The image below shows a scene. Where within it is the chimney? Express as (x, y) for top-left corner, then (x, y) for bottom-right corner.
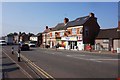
(64, 18), (69, 24)
(89, 12), (95, 17)
(46, 26), (48, 29)
(19, 32), (21, 35)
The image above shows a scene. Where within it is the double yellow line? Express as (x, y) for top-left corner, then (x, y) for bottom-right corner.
(20, 53), (55, 80)
(2, 49), (33, 79)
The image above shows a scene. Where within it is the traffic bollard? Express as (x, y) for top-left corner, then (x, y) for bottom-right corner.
(18, 48), (21, 62)
(12, 47), (14, 54)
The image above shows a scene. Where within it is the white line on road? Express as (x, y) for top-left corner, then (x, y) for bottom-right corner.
(66, 54), (119, 63)
(89, 59), (120, 61)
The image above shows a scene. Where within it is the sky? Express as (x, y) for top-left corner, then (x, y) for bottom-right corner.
(1, 2), (118, 36)
(118, 2), (120, 21)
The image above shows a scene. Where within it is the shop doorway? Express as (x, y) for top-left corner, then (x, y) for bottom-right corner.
(68, 41), (77, 50)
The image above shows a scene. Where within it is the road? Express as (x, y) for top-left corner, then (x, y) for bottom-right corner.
(2, 46), (43, 80)
(2, 45), (119, 80)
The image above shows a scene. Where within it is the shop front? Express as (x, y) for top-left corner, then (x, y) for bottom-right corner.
(61, 36), (78, 50)
(49, 38), (56, 48)
(77, 35), (84, 50)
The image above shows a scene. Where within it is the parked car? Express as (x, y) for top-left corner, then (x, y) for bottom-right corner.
(28, 41), (37, 47)
(20, 44), (30, 51)
(19, 41), (24, 45)
(45, 45), (50, 48)
(0, 40), (7, 46)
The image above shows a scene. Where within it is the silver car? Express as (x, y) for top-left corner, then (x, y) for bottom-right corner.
(0, 40), (7, 46)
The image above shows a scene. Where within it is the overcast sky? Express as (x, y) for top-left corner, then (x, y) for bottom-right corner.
(1, 2), (119, 36)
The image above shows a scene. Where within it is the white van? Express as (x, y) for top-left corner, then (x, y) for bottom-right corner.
(0, 40), (7, 46)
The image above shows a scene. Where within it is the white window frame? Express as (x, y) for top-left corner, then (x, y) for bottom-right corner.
(60, 32), (64, 37)
(72, 28), (76, 35)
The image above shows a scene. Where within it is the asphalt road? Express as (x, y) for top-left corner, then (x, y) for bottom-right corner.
(2, 46), (42, 80)
(2, 45), (119, 79)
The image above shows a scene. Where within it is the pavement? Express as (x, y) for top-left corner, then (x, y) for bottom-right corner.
(40, 47), (119, 55)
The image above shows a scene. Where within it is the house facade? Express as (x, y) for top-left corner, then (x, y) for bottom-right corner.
(30, 35), (38, 41)
(5, 35), (14, 45)
(61, 26), (83, 50)
(19, 32), (29, 42)
(95, 28), (120, 53)
(5, 33), (19, 45)
(62, 13), (100, 50)
(30, 33), (42, 47)
(42, 26), (51, 48)
(42, 13), (100, 50)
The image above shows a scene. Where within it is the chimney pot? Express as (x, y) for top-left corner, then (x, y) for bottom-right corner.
(89, 13), (95, 17)
(64, 18), (69, 24)
(46, 26), (48, 29)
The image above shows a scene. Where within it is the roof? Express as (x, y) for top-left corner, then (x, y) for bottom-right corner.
(52, 23), (66, 31)
(30, 35), (38, 37)
(37, 33), (42, 36)
(43, 28), (51, 33)
(51, 16), (91, 31)
(65, 16), (90, 28)
(43, 14), (96, 32)
(96, 28), (120, 39)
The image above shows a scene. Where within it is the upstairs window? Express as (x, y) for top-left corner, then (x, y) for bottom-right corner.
(60, 32), (64, 37)
(80, 28), (83, 34)
(72, 28), (76, 35)
(103, 40), (109, 43)
(84, 27), (89, 37)
(47, 33), (50, 38)
(52, 32), (55, 38)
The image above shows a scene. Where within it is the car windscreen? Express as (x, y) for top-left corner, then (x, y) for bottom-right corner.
(30, 41), (37, 44)
(1, 41), (6, 43)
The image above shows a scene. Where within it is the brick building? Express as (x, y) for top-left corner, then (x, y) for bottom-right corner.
(42, 13), (100, 50)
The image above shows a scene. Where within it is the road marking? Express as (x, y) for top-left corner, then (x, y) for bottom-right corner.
(66, 54), (85, 57)
(89, 59), (120, 61)
(2, 50), (33, 79)
(66, 54), (119, 62)
(18, 52), (55, 80)
(66, 55), (102, 62)
(66, 55), (71, 57)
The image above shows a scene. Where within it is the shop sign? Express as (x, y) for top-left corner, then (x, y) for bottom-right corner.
(77, 36), (82, 41)
(61, 36), (77, 41)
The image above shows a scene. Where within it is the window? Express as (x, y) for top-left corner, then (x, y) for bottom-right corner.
(84, 27), (89, 37)
(47, 33), (50, 38)
(52, 32), (55, 38)
(72, 28), (76, 35)
(60, 32), (64, 37)
(80, 28), (83, 34)
(103, 40), (109, 43)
